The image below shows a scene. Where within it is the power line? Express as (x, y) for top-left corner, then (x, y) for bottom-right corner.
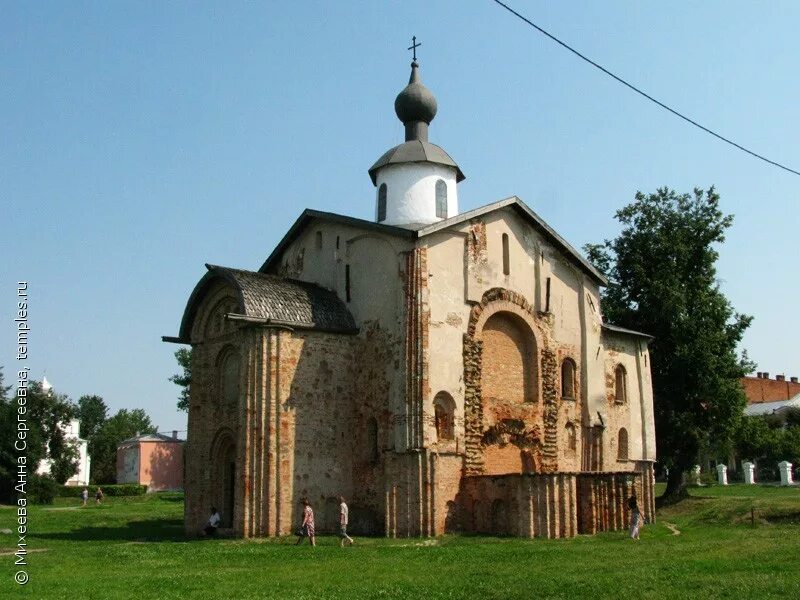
(491, 0), (800, 177)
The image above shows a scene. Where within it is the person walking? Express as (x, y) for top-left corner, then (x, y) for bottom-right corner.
(295, 498), (316, 547)
(628, 493), (642, 540)
(338, 496), (354, 547)
(95, 487), (104, 505)
(81, 487), (89, 507)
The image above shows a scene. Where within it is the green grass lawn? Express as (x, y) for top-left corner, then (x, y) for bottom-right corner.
(2, 485), (799, 599)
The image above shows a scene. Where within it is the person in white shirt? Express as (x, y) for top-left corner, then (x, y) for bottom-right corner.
(338, 496), (354, 547)
(204, 507), (221, 536)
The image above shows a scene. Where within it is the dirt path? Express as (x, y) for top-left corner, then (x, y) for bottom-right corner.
(663, 522), (681, 535)
(0, 548), (48, 556)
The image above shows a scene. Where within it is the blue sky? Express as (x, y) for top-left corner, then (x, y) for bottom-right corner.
(2, 1), (798, 433)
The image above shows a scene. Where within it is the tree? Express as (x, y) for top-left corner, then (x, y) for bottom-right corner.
(170, 348), (192, 412)
(0, 367), (21, 502)
(585, 187), (753, 502)
(76, 394), (108, 440)
(89, 408), (157, 483)
(25, 380), (80, 485)
(734, 409), (800, 478)
(1, 375), (79, 494)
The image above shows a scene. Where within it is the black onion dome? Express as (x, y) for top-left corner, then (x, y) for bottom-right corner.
(394, 61), (438, 125)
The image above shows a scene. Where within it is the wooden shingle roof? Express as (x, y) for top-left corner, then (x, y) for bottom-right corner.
(173, 265), (357, 343)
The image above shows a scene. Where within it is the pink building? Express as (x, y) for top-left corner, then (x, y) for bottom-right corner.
(116, 432), (184, 491)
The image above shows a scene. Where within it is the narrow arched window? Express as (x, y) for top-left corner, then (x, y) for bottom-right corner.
(435, 179), (447, 218)
(615, 365), (627, 404)
(377, 184), (387, 222)
(367, 417), (379, 464)
(617, 428), (629, 461)
(433, 391), (455, 441)
(565, 422), (577, 451)
(502, 233), (510, 275)
(315, 231), (322, 250)
(561, 358), (576, 399)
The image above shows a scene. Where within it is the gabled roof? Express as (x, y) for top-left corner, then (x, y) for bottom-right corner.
(418, 196), (607, 286)
(259, 209), (415, 273)
(259, 198), (607, 286)
(602, 323), (654, 340)
(174, 264), (358, 343)
(743, 394), (800, 416)
(368, 140), (465, 184)
(119, 432), (184, 445)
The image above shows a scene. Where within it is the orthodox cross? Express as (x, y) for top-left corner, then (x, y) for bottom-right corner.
(407, 36), (421, 61)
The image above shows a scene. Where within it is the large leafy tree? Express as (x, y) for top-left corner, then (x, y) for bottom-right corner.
(26, 380), (80, 485)
(170, 348), (192, 412)
(1, 374), (79, 495)
(0, 367), (27, 502)
(89, 408), (157, 483)
(585, 187), (753, 501)
(77, 394), (109, 440)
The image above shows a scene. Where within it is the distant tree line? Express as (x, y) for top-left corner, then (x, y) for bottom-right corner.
(0, 366), (156, 504)
(733, 408), (800, 479)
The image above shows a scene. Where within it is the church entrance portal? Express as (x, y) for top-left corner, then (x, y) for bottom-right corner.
(211, 430), (236, 529)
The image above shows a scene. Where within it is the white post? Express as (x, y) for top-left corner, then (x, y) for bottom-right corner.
(778, 461), (794, 486)
(742, 461), (755, 485)
(693, 465), (702, 486)
(716, 463), (728, 485)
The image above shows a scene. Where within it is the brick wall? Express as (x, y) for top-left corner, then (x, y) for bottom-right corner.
(742, 375), (800, 404)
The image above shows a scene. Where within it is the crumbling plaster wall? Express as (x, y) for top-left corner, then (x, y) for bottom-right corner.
(601, 332), (655, 466)
(272, 220), (412, 454)
(425, 209), (593, 460)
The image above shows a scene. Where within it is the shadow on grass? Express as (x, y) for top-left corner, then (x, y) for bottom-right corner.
(155, 493), (185, 503)
(32, 518), (189, 543)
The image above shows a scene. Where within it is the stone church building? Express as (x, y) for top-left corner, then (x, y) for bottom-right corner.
(165, 58), (656, 538)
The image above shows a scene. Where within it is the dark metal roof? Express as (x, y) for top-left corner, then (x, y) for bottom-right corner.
(368, 140), (465, 185)
(601, 323), (654, 340)
(416, 196), (608, 286)
(259, 209), (415, 273)
(395, 61), (437, 126)
(118, 432), (184, 445)
(176, 264), (358, 342)
(259, 198), (607, 286)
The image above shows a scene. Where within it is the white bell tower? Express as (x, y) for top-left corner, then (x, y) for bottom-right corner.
(368, 48), (465, 228)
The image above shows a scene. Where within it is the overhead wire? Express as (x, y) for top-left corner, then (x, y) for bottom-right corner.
(491, 0), (800, 177)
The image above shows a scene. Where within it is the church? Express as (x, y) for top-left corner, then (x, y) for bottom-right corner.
(164, 55), (656, 538)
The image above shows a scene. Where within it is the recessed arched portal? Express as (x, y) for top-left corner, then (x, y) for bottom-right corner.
(210, 429), (237, 528)
(480, 311), (537, 405)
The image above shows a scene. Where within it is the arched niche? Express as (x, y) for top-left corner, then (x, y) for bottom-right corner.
(209, 427), (237, 528)
(433, 391), (455, 441)
(216, 346), (240, 409)
(480, 311), (538, 405)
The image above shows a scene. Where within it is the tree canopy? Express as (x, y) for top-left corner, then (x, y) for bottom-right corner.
(77, 394), (108, 440)
(170, 348), (192, 412)
(0, 371), (80, 501)
(734, 409), (800, 479)
(585, 187), (753, 501)
(89, 408), (157, 484)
